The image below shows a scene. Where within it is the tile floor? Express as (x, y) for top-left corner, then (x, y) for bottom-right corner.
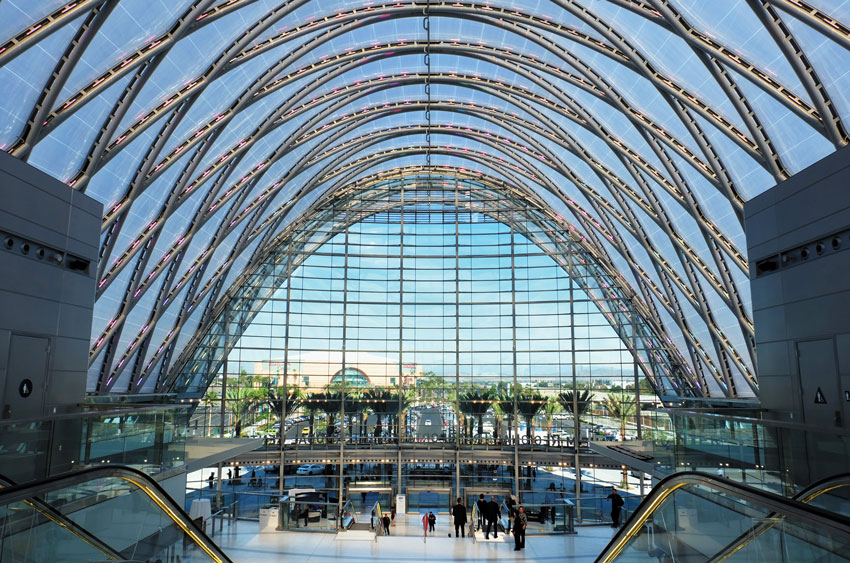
(214, 514), (618, 562)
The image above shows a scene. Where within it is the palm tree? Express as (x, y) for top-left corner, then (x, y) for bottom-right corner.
(363, 388), (411, 439)
(344, 391), (365, 440)
(495, 390), (516, 441)
(558, 389), (592, 423)
(202, 390), (219, 436)
(309, 392), (343, 437)
(457, 388), (494, 438)
(600, 393), (636, 442)
(543, 399), (561, 438)
(267, 387), (303, 416)
(266, 387), (303, 432)
(226, 385), (264, 437)
(491, 402), (506, 441)
(516, 391), (546, 441)
(601, 393), (637, 487)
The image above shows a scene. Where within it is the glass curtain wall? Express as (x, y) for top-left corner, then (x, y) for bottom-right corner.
(188, 177), (675, 511)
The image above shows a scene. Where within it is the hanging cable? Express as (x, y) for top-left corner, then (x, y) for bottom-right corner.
(423, 0), (432, 183)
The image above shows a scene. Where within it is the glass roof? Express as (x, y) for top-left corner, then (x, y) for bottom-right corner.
(1, 0), (849, 398)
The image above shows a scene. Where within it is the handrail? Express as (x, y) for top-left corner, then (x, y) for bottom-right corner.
(595, 471), (850, 563)
(373, 500), (383, 539)
(656, 407), (850, 437)
(340, 499), (356, 531)
(0, 465), (233, 563)
(795, 472), (850, 506)
(0, 474), (124, 561)
(469, 504), (478, 544)
(708, 472), (850, 562)
(0, 402), (189, 427)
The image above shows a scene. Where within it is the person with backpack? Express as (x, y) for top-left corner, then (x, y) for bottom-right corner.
(606, 488), (625, 527)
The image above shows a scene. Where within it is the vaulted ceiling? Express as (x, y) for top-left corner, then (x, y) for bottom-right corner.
(1, 0), (849, 397)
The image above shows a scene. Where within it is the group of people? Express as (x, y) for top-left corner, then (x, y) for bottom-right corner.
(475, 494), (503, 540)
(450, 495), (528, 551)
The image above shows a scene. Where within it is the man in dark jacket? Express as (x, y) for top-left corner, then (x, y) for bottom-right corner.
(476, 493), (486, 531)
(452, 497), (467, 538)
(606, 488), (625, 527)
(382, 513), (391, 535)
(513, 505), (527, 551)
(485, 495), (500, 539)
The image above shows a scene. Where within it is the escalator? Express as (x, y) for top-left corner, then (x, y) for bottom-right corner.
(0, 465), (233, 562)
(596, 472), (850, 562)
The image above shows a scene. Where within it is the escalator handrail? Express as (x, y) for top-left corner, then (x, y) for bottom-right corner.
(794, 472), (850, 505)
(707, 472), (850, 562)
(595, 471), (850, 563)
(0, 473), (125, 561)
(0, 465), (233, 563)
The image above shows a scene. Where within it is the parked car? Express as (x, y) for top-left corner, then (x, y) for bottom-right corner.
(296, 464), (325, 475)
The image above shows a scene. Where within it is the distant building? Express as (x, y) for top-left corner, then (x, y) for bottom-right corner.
(253, 351), (423, 391)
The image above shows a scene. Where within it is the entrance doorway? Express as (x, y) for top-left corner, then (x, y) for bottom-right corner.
(347, 484), (393, 516)
(406, 487), (453, 514)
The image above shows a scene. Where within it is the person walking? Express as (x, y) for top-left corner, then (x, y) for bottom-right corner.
(476, 493), (486, 531)
(485, 495), (500, 539)
(505, 495), (516, 534)
(513, 505), (527, 551)
(606, 488), (625, 527)
(382, 513), (391, 535)
(207, 473), (215, 489)
(428, 511), (436, 533)
(452, 497), (467, 538)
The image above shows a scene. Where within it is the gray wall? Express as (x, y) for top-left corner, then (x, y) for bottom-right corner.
(746, 144), (850, 428)
(0, 151), (100, 419)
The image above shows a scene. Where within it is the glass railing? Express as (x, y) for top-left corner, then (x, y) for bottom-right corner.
(371, 500), (384, 537)
(625, 408), (850, 497)
(0, 404), (189, 484)
(284, 500), (340, 531)
(0, 465), (231, 562)
(340, 499), (356, 530)
(597, 471), (850, 563)
(520, 501), (576, 534)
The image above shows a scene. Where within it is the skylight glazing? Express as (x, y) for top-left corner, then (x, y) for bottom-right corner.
(1, 0), (849, 398)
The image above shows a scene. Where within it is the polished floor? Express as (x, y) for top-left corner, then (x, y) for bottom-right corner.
(214, 514), (617, 562)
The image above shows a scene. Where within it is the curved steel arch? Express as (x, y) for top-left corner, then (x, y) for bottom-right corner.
(93, 91), (748, 394)
(308, 135), (754, 392)
(166, 173), (700, 399)
(130, 44), (749, 274)
(239, 144), (729, 392)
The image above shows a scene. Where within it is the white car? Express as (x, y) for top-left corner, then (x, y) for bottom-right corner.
(296, 464), (325, 475)
(424, 419), (432, 426)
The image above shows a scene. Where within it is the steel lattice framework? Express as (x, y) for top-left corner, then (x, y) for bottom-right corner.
(1, 0), (849, 398)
